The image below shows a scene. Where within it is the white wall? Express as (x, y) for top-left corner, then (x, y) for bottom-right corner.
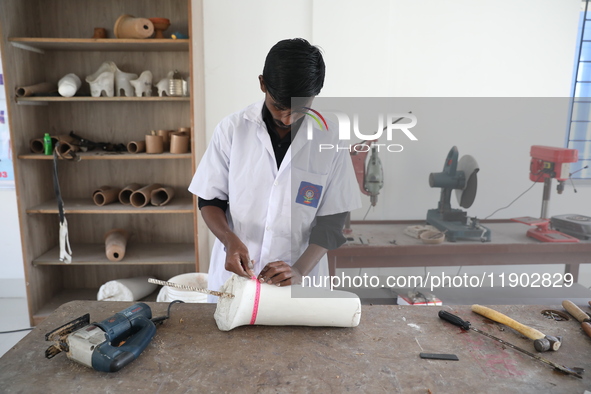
(315, 0), (579, 97)
(202, 0), (313, 142)
(199, 0), (591, 286)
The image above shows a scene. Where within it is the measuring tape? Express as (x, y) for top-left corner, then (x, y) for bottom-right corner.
(250, 276), (261, 325)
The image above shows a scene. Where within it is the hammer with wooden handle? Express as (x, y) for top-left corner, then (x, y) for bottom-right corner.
(472, 305), (561, 352)
(562, 300), (591, 338)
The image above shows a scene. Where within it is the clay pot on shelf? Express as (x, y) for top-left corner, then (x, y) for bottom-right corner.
(30, 135), (58, 153)
(151, 186), (175, 206)
(130, 184), (162, 208)
(149, 18), (170, 39)
(170, 132), (189, 154)
(104, 228), (130, 262)
(55, 134), (80, 159)
(145, 134), (164, 154)
(157, 130), (172, 151)
(92, 27), (107, 39)
(15, 82), (57, 97)
(119, 183), (142, 205)
(114, 14), (154, 39)
(29, 138), (44, 154)
(127, 140), (145, 154)
(92, 186), (122, 206)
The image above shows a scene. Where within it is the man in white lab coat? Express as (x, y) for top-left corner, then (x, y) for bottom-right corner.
(189, 38), (361, 301)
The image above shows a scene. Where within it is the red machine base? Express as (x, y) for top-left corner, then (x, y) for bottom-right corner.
(526, 227), (579, 243)
(512, 216), (579, 243)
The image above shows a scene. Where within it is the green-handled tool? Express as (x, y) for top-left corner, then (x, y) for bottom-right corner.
(438, 310), (583, 379)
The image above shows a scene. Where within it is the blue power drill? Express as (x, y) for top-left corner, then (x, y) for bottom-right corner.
(45, 302), (173, 372)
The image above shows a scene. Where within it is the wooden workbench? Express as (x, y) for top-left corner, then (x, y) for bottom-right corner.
(330, 222), (591, 281)
(1, 301), (590, 393)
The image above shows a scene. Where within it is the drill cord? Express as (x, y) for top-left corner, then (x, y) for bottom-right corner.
(151, 300), (185, 324)
(483, 171), (545, 220)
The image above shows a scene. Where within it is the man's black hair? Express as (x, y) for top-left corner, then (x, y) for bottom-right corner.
(262, 38), (325, 108)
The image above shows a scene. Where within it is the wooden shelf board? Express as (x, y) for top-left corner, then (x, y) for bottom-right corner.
(32, 287), (159, 323)
(34, 243), (195, 266)
(16, 96), (190, 103)
(27, 198), (194, 214)
(18, 152), (191, 160)
(9, 37), (189, 52)
(33, 288), (99, 322)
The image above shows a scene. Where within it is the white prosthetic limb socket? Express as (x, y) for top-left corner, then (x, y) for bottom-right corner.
(214, 275), (362, 331)
(57, 73), (81, 97)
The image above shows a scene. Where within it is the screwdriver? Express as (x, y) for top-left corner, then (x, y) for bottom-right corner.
(438, 310), (583, 379)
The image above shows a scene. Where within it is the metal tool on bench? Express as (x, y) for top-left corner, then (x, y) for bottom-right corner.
(512, 146), (580, 243)
(471, 304), (561, 352)
(344, 114), (411, 234)
(551, 214), (591, 240)
(45, 302), (179, 372)
(562, 300), (591, 339)
(438, 310), (583, 378)
(349, 114), (411, 208)
(426, 146), (491, 242)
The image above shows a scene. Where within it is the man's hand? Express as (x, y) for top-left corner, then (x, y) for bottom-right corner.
(258, 261), (302, 286)
(224, 234), (254, 278)
(200, 205), (254, 278)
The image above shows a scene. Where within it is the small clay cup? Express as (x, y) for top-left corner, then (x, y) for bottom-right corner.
(149, 18), (170, 39)
(127, 140), (146, 154)
(92, 186), (122, 206)
(157, 129), (172, 151)
(93, 28), (107, 39)
(119, 183), (142, 205)
(29, 138), (44, 154)
(151, 186), (175, 206)
(130, 184), (162, 208)
(104, 228), (130, 262)
(170, 132), (189, 154)
(145, 134), (164, 154)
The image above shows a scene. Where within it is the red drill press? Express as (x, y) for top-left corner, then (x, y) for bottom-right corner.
(512, 145), (579, 242)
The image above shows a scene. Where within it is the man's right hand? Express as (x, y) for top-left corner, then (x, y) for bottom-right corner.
(224, 233), (254, 278)
(199, 205), (255, 279)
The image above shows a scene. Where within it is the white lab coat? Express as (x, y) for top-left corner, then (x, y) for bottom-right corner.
(189, 100), (361, 301)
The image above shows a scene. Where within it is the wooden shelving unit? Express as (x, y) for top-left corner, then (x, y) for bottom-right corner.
(34, 244), (196, 266)
(26, 198), (194, 214)
(0, 0), (204, 326)
(17, 96), (191, 103)
(9, 37), (190, 52)
(18, 152), (192, 160)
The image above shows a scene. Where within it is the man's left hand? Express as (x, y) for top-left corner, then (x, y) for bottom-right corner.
(258, 261), (301, 286)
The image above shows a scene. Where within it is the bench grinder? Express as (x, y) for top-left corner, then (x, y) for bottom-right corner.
(426, 146), (491, 242)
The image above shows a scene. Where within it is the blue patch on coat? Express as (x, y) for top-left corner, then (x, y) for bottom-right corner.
(296, 181), (323, 208)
